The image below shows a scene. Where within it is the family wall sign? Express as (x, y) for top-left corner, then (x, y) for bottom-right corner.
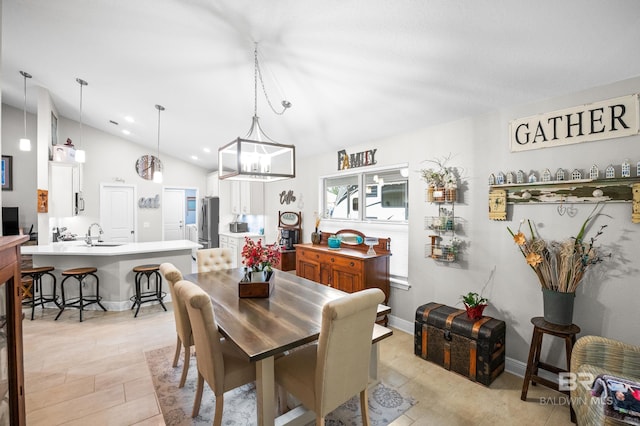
(337, 148), (377, 170)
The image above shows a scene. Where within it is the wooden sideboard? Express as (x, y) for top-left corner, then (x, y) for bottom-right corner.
(0, 235), (28, 425)
(295, 230), (391, 323)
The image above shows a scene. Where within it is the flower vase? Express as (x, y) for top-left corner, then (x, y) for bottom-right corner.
(311, 231), (321, 245)
(239, 269), (274, 298)
(464, 303), (487, 320)
(542, 289), (575, 325)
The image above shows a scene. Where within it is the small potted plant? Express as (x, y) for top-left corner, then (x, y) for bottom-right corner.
(461, 292), (488, 320)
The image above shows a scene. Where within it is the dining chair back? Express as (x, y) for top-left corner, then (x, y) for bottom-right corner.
(196, 248), (234, 272)
(159, 262), (192, 388)
(275, 288), (385, 425)
(175, 279), (256, 425)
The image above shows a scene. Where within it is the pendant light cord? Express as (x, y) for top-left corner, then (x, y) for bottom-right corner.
(254, 42), (291, 116)
(23, 74), (27, 136)
(76, 78), (88, 149)
(20, 71), (32, 137)
(155, 104), (165, 161)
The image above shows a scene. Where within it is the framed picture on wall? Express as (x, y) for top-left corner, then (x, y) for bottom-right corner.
(1, 155), (13, 191)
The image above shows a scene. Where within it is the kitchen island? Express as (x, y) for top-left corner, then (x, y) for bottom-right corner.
(21, 240), (200, 311)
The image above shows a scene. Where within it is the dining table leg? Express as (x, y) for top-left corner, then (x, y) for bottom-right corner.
(256, 356), (276, 426)
(370, 342), (380, 383)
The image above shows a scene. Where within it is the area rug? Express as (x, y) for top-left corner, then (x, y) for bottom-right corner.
(145, 345), (415, 425)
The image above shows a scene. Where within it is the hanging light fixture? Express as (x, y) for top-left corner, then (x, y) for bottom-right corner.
(153, 104), (165, 183)
(75, 78), (88, 163)
(19, 71), (32, 151)
(218, 43), (295, 181)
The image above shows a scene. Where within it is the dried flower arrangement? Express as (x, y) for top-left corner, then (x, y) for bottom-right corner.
(507, 206), (609, 293)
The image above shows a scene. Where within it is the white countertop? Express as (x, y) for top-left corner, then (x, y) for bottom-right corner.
(21, 239), (201, 256)
(219, 231), (263, 238)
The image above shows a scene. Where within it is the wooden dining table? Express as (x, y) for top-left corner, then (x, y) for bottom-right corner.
(184, 267), (391, 426)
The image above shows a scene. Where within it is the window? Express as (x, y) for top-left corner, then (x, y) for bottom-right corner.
(323, 166), (409, 223)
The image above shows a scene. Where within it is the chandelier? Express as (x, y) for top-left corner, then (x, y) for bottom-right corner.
(218, 43), (295, 181)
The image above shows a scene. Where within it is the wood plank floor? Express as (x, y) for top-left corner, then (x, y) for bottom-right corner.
(23, 303), (573, 425)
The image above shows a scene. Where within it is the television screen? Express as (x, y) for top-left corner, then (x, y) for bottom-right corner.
(2, 207), (19, 236)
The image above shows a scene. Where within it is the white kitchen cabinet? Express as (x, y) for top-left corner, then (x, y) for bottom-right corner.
(219, 232), (262, 268)
(49, 163), (80, 217)
(240, 181), (264, 215)
(219, 180), (264, 217)
(206, 172), (219, 197)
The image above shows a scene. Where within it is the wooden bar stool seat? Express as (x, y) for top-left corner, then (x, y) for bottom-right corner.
(55, 267), (107, 322)
(21, 266), (59, 320)
(521, 316), (580, 422)
(130, 264), (166, 317)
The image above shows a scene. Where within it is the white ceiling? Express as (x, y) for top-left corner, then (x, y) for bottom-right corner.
(3, 0), (640, 172)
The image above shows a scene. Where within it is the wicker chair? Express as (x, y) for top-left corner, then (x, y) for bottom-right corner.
(571, 336), (640, 425)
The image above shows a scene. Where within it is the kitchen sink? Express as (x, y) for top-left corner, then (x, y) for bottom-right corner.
(90, 242), (124, 247)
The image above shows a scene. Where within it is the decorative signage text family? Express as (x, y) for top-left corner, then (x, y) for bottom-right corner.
(509, 94), (640, 152)
(337, 148), (377, 170)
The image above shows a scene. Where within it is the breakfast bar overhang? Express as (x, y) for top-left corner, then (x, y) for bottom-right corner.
(21, 240), (200, 311)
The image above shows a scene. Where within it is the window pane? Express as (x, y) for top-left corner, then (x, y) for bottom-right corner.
(363, 170), (408, 221)
(325, 175), (359, 219)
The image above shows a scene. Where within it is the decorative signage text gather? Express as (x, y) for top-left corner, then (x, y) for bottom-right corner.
(509, 94), (640, 152)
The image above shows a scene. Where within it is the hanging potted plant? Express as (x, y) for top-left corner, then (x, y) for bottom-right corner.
(420, 155), (459, 203)
(461, 292), (488, 320)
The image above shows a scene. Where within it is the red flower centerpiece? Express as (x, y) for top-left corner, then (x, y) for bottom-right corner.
(239, 237), (281, 298)
(241, 237), (281, 272)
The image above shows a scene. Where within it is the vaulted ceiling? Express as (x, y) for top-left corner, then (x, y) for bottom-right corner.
(3, 0), (640, 171)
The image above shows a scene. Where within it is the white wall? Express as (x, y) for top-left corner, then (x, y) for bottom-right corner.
(1, 106), (38, 231)
(265, 76), (640, 366)
(1, 103), (209, 242)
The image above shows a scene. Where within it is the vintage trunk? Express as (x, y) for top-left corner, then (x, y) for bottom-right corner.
(414, 302), (506, 386)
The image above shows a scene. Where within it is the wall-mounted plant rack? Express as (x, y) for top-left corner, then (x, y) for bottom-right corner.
(488, 178), (640, 223)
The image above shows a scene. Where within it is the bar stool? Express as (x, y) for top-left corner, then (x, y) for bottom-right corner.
(55, 267), (107, 322)
(130, 264), (166, 317)
(521, 316), (580, 422)
(21, 266), (60, 320)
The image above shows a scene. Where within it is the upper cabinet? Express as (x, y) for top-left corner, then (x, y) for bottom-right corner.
(49, 163), (80, 217)
(221, 180), (264, 216)
(206, 172), (219, 197)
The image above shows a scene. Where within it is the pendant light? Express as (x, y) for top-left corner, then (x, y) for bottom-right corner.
(218, 43), (295, 181)
(75, 78), (88, 163)
(19, 71), (32, 151)
(153, 104), (165, 183)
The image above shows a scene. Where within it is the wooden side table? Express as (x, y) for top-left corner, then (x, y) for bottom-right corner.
(521, 317), (580, 421)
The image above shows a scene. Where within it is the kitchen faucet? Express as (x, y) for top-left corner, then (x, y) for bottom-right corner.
(85, 223), (104, 246)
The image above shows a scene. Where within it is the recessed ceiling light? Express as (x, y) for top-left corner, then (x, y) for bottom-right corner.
(203, 147), (211, 153)
(191, 155), (198, 160)
(124, 116), (134, 123)
(122, 129), (131, 135)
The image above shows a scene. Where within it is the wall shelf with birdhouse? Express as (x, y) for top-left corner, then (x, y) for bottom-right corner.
(488, 159), (640, 223)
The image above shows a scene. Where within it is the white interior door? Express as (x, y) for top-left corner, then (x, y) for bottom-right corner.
(100, 184), (136, 242)
(163, 189), (185, 240)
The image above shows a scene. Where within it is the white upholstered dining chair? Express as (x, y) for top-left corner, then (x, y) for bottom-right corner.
(274, 288), (385, 426)
(196, 248), (234, 272)
(159, 262), (193, 388)
(175, 279), (256, 425)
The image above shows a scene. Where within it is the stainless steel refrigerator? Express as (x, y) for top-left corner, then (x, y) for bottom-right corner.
(198, 196), (219, 248)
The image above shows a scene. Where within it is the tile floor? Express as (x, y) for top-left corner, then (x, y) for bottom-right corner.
(23, 304), (573, 425)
